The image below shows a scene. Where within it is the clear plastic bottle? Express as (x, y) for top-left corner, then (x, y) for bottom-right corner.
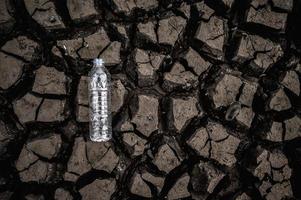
(89, 58), (112, 142)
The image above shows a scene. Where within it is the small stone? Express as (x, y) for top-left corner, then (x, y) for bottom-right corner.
(212, 74), (242, 108)
(131, 95), (159, 137)
(79, 178), (116, 200)
(13, 93), (42, 124)
(234, 34), (283, 70)
(26, 134), (62, 159)
(111, 79), (127, 113)
(67, 0), (98, 21)
(37, 99), (66, 122)
(196, 1), (214, 20)
(163, 62), (198, 92)
(269, 89), (291, 111)
(153, 144), (180, 173)
(281, 70), (300, 95)
(246, 6), (287, 30)
(59, 33), (106, 60)
(100, 41), (121, 65)
(138, 21), (157, 42)
(172, 97), (199, 132)
(56, 38), (83, 58)
(0, 0), (15, 33)
(0, 53), (24, 89)
(86, 141), (119, 173)
(24, 0), (65, 29)
(130, 173), (152, 198)
(114, 24), (128, 38)
(67, 137), (91, 176)
(284, 116), (301, 140)
(158, 16), (186, 45)
(1, 36), (40, 62)
(167, 173), (190, 199)
(54, 188), (72, 200)
(141, 172), (165, 192)
(33, 66), (67, 95)
(272, 0), (293, 12)
(195, 16), (225, 55)
(184, 47), (211, 75)
(122, 132), (146, 156)
(78, 28), (111, 59)
(235, 107), (255, 128)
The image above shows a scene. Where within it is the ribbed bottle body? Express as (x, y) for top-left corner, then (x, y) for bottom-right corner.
(88, 59), (112, 142)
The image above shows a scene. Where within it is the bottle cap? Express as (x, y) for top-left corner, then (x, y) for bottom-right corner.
(93, 58), (104, 67)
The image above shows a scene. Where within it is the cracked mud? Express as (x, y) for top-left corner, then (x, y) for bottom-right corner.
(0, 0), (301, 199)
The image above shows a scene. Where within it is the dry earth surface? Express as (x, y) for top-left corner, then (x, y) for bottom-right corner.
(0, 0), (301, 199)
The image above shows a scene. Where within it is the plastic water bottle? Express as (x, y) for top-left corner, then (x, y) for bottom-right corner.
(89, 58), (112, 142)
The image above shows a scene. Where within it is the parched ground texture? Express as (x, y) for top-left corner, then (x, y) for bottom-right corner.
(0, 0), (301, 199)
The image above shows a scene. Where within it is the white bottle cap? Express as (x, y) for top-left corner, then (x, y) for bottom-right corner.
(93, 58), (104, 67)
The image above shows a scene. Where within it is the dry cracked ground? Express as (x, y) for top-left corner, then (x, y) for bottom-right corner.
(0, 0), (301, 199)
